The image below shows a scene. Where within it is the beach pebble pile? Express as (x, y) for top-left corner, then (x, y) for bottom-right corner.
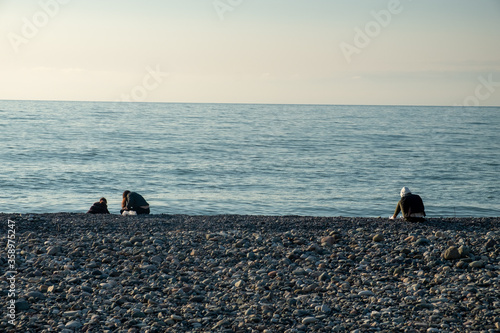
(1, 213), (499, 332)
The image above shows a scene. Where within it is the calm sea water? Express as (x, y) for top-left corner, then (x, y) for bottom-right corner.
(0, 100), (499, 217)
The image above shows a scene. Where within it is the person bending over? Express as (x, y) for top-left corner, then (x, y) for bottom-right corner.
(390, 187), (426, 222)
(87, 197), (110, 214)
(121, 190), (150, 215)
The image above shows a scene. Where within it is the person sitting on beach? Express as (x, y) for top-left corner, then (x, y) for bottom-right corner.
(389, 186), (426, 222)
(87, 197), (110, 214)
(120, 190), (150, 215)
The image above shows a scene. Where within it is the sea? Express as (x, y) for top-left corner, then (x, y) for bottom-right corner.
(1, 100), (499, 217)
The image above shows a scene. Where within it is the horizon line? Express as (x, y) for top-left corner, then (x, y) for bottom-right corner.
(1, 98), (499, 108)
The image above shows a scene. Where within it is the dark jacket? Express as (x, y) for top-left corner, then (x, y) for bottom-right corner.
(87, 202), (110, 214)
(394, 194), (426, 219)
(125, 192), (149, 210)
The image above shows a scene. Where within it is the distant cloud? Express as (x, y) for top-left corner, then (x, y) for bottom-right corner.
(31, 66), (85, 73)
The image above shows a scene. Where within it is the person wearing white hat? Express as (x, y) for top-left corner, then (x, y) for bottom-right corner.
(389, 187), (426, 222)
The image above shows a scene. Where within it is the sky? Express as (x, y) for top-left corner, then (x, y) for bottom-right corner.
(1, 0), (499, 106)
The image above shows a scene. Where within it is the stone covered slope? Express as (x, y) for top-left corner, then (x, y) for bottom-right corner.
(0, 214), (499, 332)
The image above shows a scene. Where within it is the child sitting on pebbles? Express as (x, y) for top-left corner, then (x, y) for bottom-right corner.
(87, 197), (110, 214)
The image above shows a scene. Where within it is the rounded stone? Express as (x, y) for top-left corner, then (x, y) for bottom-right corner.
(443, 246), (461, 260)
(302, 317), (318, 324)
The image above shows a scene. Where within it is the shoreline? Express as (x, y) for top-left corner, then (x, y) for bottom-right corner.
(1, 214), (499, 332)
(2, 213), (499, 235)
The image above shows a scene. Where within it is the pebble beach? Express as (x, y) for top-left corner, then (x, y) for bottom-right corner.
(1, 213), (499, 333)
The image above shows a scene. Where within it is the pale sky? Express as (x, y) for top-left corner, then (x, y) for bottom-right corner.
(1, 0), (499, 105)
